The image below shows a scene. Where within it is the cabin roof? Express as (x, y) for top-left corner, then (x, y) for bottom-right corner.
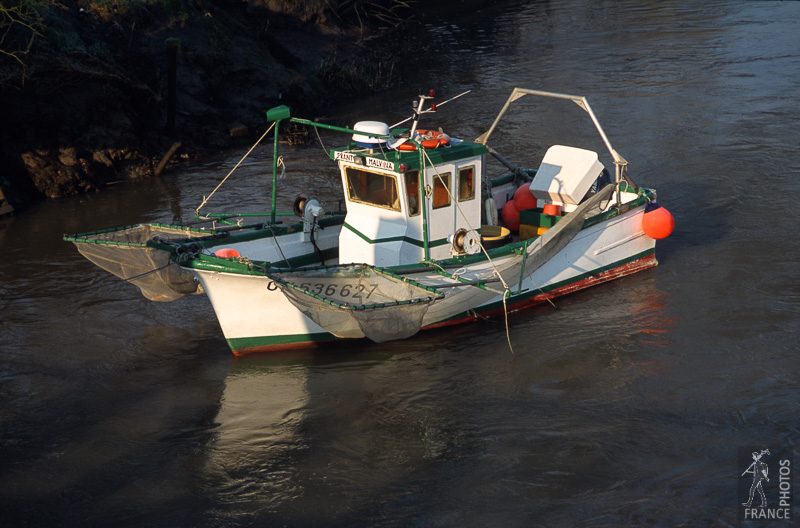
(329, 139), (486, 172)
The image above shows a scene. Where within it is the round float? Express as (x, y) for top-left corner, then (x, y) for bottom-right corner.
(642, 203), (674, 239)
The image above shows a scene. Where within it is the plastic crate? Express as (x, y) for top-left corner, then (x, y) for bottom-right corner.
(519, 208), (562, 228)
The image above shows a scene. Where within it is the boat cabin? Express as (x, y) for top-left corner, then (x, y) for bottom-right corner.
(330, 122), (487, 267)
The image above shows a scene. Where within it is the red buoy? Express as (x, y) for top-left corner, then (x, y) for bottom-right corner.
(501, 200), (521, 231)
(214, 248), (241, 258)
(642, 203), (674, 240)
(513, 182), (538, 211)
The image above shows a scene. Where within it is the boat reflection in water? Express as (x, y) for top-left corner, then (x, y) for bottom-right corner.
(201, 338), (476, 523)
(204, 358), (311, 511)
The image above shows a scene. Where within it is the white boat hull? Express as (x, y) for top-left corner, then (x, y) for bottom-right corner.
(189, 204), (655, 355)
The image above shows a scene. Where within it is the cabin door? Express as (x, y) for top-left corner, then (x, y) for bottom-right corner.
(424, 163), (457, 260)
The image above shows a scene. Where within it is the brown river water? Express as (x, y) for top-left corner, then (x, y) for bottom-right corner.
(1, 1), (798, 526)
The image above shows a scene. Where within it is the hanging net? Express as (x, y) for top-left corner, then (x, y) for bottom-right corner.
(65, 224), (201, 302)
(268, 264), (444, 342)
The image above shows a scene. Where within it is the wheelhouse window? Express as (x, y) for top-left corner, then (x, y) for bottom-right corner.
(344, 167), (401, 212)
(432, 172), (451, 210)
(458, 166), (475, 202)
(404, 171), (420, 217)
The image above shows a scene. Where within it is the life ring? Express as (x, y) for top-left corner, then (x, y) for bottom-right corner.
(396, 130), (451, 151)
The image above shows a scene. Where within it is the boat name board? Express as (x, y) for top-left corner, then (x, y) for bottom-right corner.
(334, 151), (359, 163)
(334, 152), (394, 171)
(366, 157), (395, 171)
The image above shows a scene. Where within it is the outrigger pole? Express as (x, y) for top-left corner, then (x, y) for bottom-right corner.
(390, 90), (471, 129)
(263, 91), (465, 252)
(264, 105), (396, 225)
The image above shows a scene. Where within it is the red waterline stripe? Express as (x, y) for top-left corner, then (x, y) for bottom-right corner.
(232, 338), (337, 357)
(422, 253), (658, 330)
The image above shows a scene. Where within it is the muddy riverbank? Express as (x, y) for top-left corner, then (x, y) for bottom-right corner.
(0, 0), (413, 213)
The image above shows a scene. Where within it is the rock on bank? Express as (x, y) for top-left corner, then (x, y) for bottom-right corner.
(0, 0), (407, 213)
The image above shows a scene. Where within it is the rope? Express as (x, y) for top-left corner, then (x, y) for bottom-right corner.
(195, 122), (276, 215)
(421, 148), (515, 354)
(436, 149), (560, 312)
(529, 276), (559, 310)
(314, 125), (328, 156)
(267, 224), (291, 269)
(277, 155), (286, 179)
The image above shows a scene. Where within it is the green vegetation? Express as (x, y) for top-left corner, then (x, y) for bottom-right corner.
(313, 51), (396, 94)
(0, 0), (215, 86)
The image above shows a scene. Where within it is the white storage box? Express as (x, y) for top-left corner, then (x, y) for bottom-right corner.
(530, 145), (605, 205)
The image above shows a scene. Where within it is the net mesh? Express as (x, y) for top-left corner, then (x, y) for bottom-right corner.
(270, 265), (443, 342)
(68, 224), (200, 302)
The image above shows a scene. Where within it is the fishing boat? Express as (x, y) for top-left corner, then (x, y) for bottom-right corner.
(65, 88), (673, 355)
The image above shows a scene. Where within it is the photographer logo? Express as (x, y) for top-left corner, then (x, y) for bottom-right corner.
(739, 447), (792, 522)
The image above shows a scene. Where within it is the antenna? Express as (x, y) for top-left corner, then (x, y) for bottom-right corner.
(408, 89), (435, 139)
(390, 90), (472, 129)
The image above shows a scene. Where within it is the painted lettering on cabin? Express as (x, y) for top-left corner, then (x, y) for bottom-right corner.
(366, 157), (394, 171)
(334, 152), (358, 163)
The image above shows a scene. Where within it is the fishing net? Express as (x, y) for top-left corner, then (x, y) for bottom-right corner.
(268, 264), (444, 342)
(66, 224), (200, 302)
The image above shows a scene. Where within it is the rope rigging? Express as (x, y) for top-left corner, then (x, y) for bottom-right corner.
(195, 122), (276, 216)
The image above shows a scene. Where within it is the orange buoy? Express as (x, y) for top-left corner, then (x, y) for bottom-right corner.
(513, 182), (538, 211)
(542, 203), (562, 216)
(396, 130), (451, 150)
(642, 203), (674, 239)
(501, 200), (521, 231)
(214, 248), (241, 258)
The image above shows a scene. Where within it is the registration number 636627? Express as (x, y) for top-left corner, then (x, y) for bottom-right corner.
(267, 281), (379, 300)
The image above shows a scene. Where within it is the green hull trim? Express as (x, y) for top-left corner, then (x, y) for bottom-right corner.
(184, 245), (339, 275)
(228, 331), (335, 355)
(186, 190), (656, 278)
(408, 186), (656, 269)
(343, 221), (449, 248)
(64, 215), (347, 254)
